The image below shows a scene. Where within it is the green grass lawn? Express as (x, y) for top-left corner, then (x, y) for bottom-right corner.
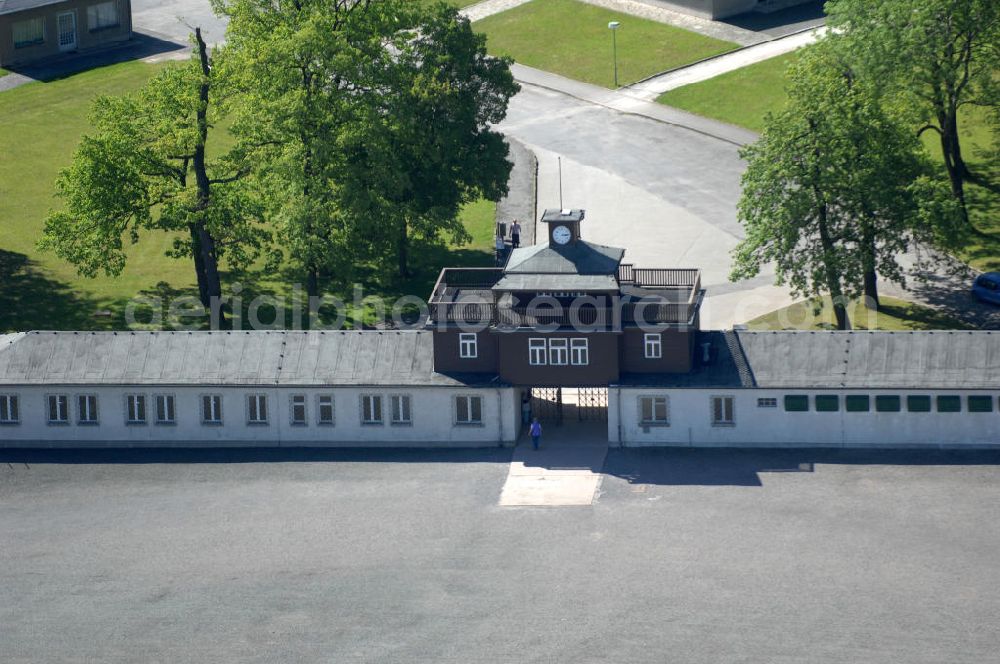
(746, 296), (973, 331)
(0, 61), (495, 332)
(475, 0), (738, 88)
(0, 68), (9, 78)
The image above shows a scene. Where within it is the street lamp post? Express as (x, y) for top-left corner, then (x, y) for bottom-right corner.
(608, 21), (621, 88)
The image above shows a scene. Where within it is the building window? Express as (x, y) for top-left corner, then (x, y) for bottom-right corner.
(13, 18), (45, 48)
(317, 395), (335, 425)
(0, 394), (21, 424)
(155, 394), (176, 425)
(0, 395), (19, 424)
(290, 395), (307, 425)
(459, 333), (478, 359)
(528, 338), (547, 366)
(968, 395), (994, 413)
(548, 338), (569, 365)
(815, 395), (839, 412)
(937, 395), (961, 413)
(87, 1), (120, 31)
(125, 394), (147, 425)
(361, 394), (383, 425)
(875, 395), (901, 412)
(202, 395), (223, 425)
(570, 338), (589, 365)
(639, 396), (669, 425)
(47, 394), (69, 424)
(756, 397), (777, 408)
(247, 394), (268, 424)
(455, 395), (483, 425)
(77, 395), (99, 424)
(391, 395), (412, 425)
(906, 395), (931, 412)
(644, 333), (662, 359)
(845, 395), (870, 412)
(784, 395), (808, 412)
(711, 395), (735, 426)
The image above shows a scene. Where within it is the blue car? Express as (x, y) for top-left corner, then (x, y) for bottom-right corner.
(972, 272), (1000, 305)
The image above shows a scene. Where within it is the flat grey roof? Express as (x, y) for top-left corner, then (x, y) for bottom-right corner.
(0, 331), (502, 388)
(540, 208), (585, 224)
(736, 330), (1000, 389)
(504, 241), (624, 276)
(492, 273), (619, 292)
(0, 0), (66, 15)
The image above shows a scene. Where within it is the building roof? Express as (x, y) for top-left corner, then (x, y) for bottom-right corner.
(504, 241), (624, 276)
(0, 0), (67, 16)
(615, 331), (752, 389)
(540, 208), (585, 224)
(0, 331), (502, 388)
(492, 273), (620, 292)
(735, 330), (1000, 389)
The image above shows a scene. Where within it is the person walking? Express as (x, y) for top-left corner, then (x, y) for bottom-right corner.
(511, 219), (521, 249)
(529, 418), (542, 450)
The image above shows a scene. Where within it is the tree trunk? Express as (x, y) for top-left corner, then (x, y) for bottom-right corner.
(397, 217), (409, 278)
(188, 225), (210, 308)
(938, 109), (970, 227)
(817, 204), (850, 331)
(306, 265), (319, 299)
(861, 223), (879, 309)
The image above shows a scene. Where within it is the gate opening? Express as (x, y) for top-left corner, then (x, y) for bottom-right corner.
(528, 387), (608, 425)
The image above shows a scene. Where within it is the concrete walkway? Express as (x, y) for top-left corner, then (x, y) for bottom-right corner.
(462, 0), (535, 22)
(499, 422), (608, 506)
(624, 26), (826, 101)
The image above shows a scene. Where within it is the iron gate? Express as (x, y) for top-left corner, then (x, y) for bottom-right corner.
(575, 387), (609, 422)
(528, 387), (608, 424)
(530, 387), (563, 423)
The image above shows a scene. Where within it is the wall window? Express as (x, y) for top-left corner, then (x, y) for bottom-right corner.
(87, 1), (119, 31)
(968, 395), (994, 413)
(317, 395), (335, 425)
(290, 395), (307, 425)
(125, 394), (147, 424)
(528, 338), (547, 366)
(391, 395), (412, 425)
(875, 395), (900, 412)
(247, 394), (268, 424)
(47, 395), (69, 424)
(757, 397), (777, 408)
(549, 338), (568, 365)
(455, 395), (483, 425)
(644, 333), (662, 359)
(784, 395), (808, 412)
(0, 395), (19, 424)
(570, 338), (589, 365)
(78, 395), (99, 425)
(202, 395), (223, 425)
(155, 394), (176, 425)
(906, 395), (931, 412)
(639, 395), (669, 425)
(13, 18), (45, 48)
(937, 395), (961, 413)
(361, 394), (383, 424)
(845, 395), (870, 412)
(459, 333), (478, 359)
(711, 395), (735, 426)
(815, 395), (839, 412)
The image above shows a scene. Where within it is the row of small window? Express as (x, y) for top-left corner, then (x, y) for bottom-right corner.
(773, 394), (999, 413)
(12, 3), (120, 49)
(458, 333), (666, 362)
(0, 394), (485, 427)
(639, 395), (735, 427)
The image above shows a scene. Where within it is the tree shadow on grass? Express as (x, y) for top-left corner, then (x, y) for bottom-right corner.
(0, 250), (107, 331)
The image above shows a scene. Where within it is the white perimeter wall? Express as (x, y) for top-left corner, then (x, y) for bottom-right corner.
(609, 388), (1000, 448)
(0, 386), (519, 448)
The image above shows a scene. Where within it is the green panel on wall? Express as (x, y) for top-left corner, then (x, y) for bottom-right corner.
(937, 395), (961, 412)
(968, 396), (994, 413)
(784, 395), (809, 412)
(875, 395), (901, 412)
(845, 395), (870, 412)
(906, 395), (931, 412)
(815, 395), (839, 412)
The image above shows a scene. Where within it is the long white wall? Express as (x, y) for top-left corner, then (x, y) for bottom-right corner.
(610, 388), (1000, 448)
(0, 386), (519, 448)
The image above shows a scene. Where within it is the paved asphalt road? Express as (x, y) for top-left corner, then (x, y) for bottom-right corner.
(3, 447), (1000, 663)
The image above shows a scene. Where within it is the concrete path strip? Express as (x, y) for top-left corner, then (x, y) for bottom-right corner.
(499, 429), (609, 507)
(462, 0), (536, 22)
(624, 26), (827, 101)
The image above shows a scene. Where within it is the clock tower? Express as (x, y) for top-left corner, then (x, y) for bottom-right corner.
(541, 208), (585, 246)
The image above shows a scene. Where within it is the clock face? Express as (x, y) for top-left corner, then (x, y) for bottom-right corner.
(552, 225), (572, 245)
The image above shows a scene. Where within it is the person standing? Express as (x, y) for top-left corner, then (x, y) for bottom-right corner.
(521, 391), (532, 425)
(511, 219), (521, 249)
(495, 234), (505, 266)
(529, 418), (542, 450)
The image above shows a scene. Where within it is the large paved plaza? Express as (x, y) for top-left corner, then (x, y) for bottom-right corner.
(3, 446), (999, 663)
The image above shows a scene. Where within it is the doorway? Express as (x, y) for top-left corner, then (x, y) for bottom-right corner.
(57, 11), (77, 52)
(529, 387), (608, 425)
